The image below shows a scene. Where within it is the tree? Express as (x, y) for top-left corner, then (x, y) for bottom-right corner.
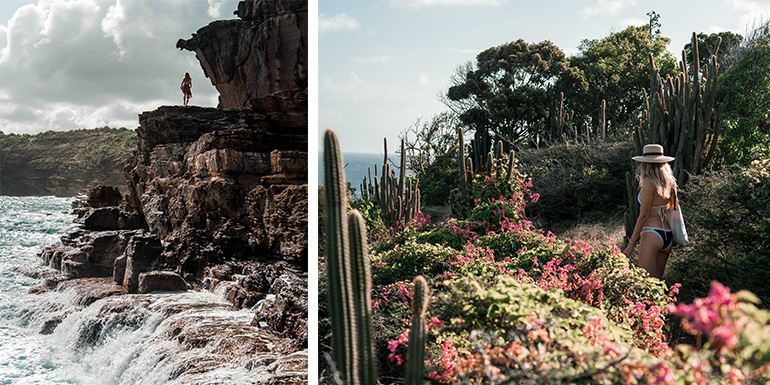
(443, 39), (586, 152)
(566, 25), (677, 135)
(715, 35), (770, 166)
(647, 11), (661, 37)
(684, 31), (743, 74)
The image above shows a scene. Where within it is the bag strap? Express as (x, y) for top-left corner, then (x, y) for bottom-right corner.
(669, 188), (679, 208)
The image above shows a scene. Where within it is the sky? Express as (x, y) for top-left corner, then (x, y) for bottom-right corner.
(0, 0), (242, 134)
(320, 0), (770, 153)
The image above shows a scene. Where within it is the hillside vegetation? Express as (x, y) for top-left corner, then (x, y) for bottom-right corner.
(0, 127), (135, 196)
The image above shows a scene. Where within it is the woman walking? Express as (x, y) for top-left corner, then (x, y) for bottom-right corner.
(623, 144), (678, 278)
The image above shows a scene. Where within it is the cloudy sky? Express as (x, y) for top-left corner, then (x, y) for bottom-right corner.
(320, 0), (770, 153)
(0, 0), (242, 134)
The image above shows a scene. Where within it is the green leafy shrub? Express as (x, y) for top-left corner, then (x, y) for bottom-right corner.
(667, 157), (770, 306)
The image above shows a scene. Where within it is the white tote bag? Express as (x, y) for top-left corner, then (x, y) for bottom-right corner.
(666, 190), (690, 247)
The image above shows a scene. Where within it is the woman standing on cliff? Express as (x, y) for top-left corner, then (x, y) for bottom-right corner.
(623, 144), (679, 279)
(181, 72), (192, 106)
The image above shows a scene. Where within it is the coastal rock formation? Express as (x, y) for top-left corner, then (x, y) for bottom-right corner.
(34, 0), (308, 355)
(125, 105), (308, 271)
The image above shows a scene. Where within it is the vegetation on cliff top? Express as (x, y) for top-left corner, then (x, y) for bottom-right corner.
(0, 126), (135, 196)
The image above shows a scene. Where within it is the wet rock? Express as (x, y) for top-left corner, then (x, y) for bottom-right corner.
(123, 232), (162, 293)
(59, 230), (139, 278)
(253, 270), (308, 347)
(113, 255), (127, 285)
(57, 278), (128, 306)
(82, 207), (120, 230)
(138, 271), (188, 293)
(40, 315), (66, 335)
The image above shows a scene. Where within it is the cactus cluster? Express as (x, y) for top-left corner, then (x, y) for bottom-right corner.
(637, 32), (727, 185)
(457, 129), (517, 200)
(626, 32), (728, 241)
(325, 129), (430, 385)
(548, 92), (607, 145)
(360, 137), (421, 227)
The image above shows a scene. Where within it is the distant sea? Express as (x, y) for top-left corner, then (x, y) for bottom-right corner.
(318, 152), (383, 195)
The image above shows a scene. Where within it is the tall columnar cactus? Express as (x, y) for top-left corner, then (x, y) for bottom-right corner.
(638, 32), (727, 185)
(600, 99), (607, 141)
(458, 126), (467, 198)
(626, 32), (728, 242)
(324, 129), (377, 385)
(406, 276), (430, 385)
(325, 129), (431, 384)
(362, 137), (421, 227)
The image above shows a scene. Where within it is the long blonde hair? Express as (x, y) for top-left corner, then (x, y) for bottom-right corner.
(636, 162), (677, 200)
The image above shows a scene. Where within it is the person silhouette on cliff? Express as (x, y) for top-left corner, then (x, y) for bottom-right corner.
(181, 72), (192, 106)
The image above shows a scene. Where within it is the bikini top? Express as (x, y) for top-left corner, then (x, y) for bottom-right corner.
(638, 192), (669, 227)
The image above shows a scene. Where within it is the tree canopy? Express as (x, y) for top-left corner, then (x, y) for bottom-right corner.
(445, 39), (586, 149)
(566, 25), (677, 134)
(684, 31), (743, 73)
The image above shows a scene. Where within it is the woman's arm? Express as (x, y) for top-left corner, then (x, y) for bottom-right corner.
(624, 178), (653, 257)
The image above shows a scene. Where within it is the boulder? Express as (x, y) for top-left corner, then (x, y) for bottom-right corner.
(138, 271), (188, 293)
(82, 207), (120, 230)
(87, 185), (123, 208)
(58, 230), (137, 278)
(123, 233), (162, 293)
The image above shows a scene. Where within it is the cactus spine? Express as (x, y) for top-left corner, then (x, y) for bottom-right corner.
(323, 129), (377, 385)
(406, 276), (430, 385)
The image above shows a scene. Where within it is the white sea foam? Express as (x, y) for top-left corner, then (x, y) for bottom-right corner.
(0, 196), (306, 384)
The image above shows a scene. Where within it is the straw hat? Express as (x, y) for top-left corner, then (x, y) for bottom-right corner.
(632, 144), (675, 163)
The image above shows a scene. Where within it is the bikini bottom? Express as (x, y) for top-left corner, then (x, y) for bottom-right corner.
(641, 227), (673, 250)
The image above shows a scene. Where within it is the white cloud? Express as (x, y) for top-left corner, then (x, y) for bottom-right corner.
(207, 0), (228, 18)
(355, 55), (394, 64)
(706, 24), (727, 34)
(581, 0), (635, 18)
(319, 72), (368, 102)
(319, 13), (360, 37)
(722, 0), (770, 33)
(390, 0), (504, 8)
(0, 0), (240, 134)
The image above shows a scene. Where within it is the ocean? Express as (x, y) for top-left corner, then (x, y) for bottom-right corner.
(318, 152), (412, 196)
(0, 196), (305, 384)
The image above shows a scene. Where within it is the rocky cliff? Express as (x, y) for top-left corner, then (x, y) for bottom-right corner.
(176, 0), (307, 110)
(33, 0), (308, 356)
